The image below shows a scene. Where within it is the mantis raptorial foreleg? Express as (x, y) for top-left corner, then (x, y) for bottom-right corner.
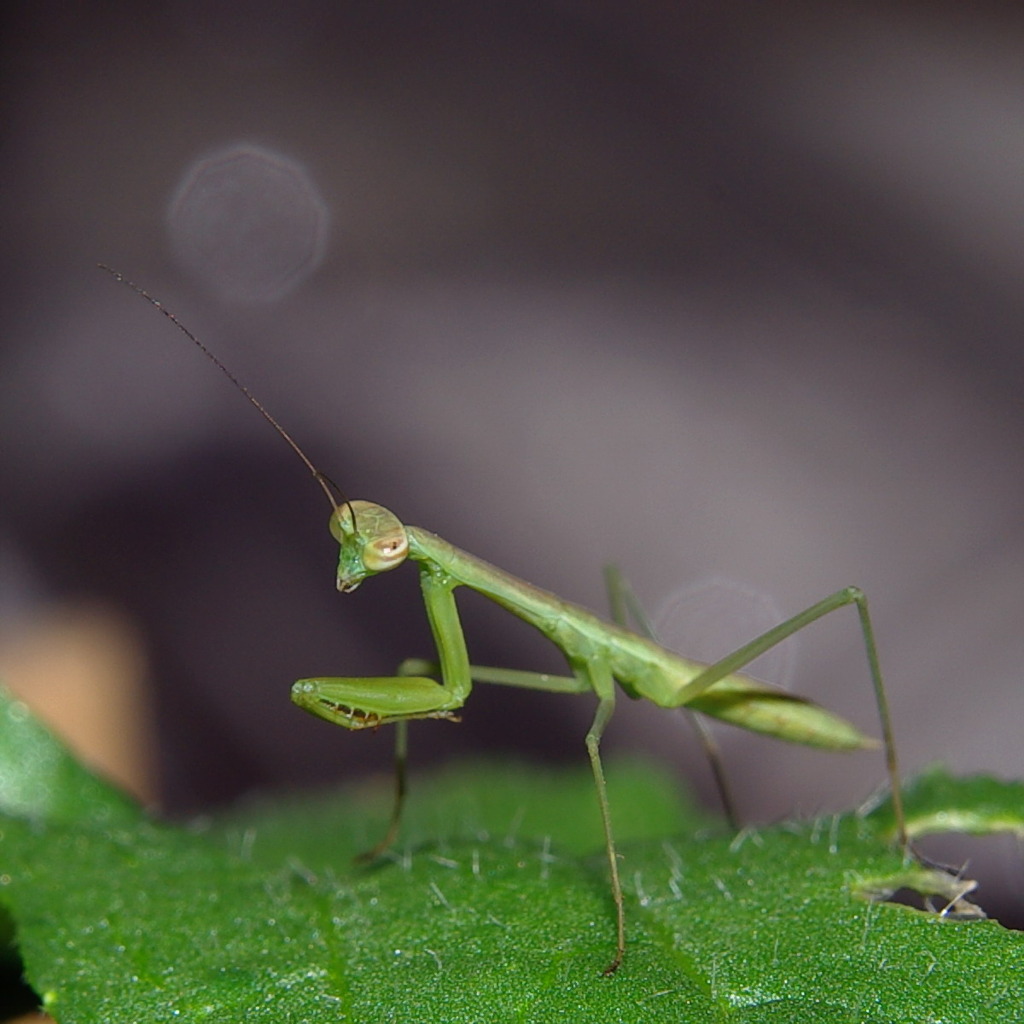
(104, 265), (909, 976)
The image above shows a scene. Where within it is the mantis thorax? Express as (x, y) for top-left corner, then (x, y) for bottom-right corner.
(330, 500), (410, 592)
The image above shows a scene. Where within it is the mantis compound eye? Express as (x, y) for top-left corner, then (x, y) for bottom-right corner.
(363, 530), (409, 572)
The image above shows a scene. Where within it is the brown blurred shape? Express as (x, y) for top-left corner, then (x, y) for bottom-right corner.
(0, 602), (155, 804)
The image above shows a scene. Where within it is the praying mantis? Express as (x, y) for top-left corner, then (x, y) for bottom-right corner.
(103, 267), (907, 975)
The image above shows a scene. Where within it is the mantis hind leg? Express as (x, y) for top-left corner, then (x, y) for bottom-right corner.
(675, 585), (907, 851)
(603, 566), (739, 830)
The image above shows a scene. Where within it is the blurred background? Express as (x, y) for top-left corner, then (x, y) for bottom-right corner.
(1, 1), (1022, 926)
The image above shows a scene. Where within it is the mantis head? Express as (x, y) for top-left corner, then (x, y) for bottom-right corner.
(330, 500), (410, 592)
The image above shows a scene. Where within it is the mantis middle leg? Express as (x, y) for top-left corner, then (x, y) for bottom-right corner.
(572, 655), (625, 975)
(662, 585), (906, 850)
(603, 565), (739, 829)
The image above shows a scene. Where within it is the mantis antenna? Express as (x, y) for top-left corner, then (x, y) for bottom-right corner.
(99, 265), (345, 516)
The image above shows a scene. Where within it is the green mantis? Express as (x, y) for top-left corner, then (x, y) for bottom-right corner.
(103, 267), (907, 976)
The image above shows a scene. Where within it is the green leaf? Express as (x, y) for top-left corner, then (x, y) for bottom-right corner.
(1, 687), (1021, 1022)
(0, 692), (140, 829)
(867, 763), (1024, 841)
